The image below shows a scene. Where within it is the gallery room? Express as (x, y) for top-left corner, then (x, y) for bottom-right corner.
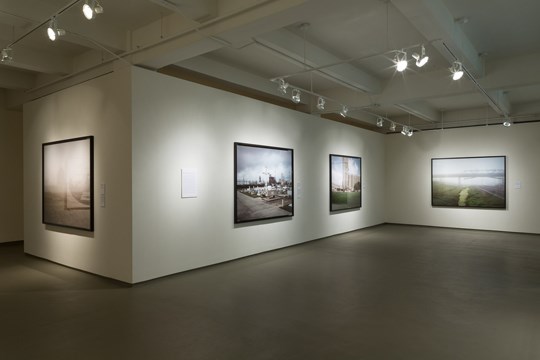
(1, 0), (539, 358)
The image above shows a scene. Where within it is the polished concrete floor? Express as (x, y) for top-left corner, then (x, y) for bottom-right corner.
(1, 224), (540, 359)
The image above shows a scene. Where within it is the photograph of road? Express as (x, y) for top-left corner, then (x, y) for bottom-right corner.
(234, 143), (293, 223)
(432, 156), (506, 208)
(43, 136), (94, 230)
(330, 155), (361, 211)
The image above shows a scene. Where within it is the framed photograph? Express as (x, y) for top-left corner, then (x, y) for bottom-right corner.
(42, 136), (94, 231)
(234, 142), (293, 223)
(431, 156), (506, 208)
(330, 154), (362, 212)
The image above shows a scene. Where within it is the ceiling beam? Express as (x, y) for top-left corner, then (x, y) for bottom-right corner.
(394, 102), (440, 122)
(392, 0), (484, 77)
(254, 28), (382, 94)
(1, 46), (71, 75)
(0, 68), (34, 89)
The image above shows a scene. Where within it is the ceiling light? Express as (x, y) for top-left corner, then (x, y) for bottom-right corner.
(412, 45), (429, 67)
(376, 117), (384, 127)
(47, 17), (65, 41)
(389, 122), (396, 131)
(317, 97), (325, 111)
(395, 51), (407, 72)
(278, 78), (289, 95)
(339, 105), (348, 117)
(401, 126), (409, 136)
(503, 119), (513, 127)
(407, 128), (414, 137)
(451, 61), (464, 80)
(291, 89), (301, 104)
(1, 47), (13, 62)
(83, 0), (104, 20)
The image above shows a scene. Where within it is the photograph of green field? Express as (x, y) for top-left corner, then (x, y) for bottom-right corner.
(432, 156), (506, 209)
(330, 154), (361, 212)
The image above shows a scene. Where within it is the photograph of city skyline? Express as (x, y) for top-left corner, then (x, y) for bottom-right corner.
(330, 154), (361, 212)
(234, 143), (293, 223)
(432, 156), (506, 208)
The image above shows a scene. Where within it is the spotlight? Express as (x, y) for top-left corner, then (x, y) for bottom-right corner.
(277, 78), (289, 95)
(407, 128), (414, 137)
(291, 89), (301, 104)
(389, 122), (396, 131)
(83, 0), (104, 20)
(376, 117), (384, 127)
(401, 126), (409, 136)
(339, 105), (348, 117)
(451, 61), (464, 80)
(1, 47), (13, 62)
(503, 119), (513, 127)
(47, 17), (65, 41)
(412, 45), (429, 67)
(317, 97), (325, 111)
(395, 51), (407, 72)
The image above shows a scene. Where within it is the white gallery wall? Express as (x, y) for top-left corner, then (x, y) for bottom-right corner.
(131, 67), (386, 283)
(0, 94), (23, 243)
(23, 67), (134, 282)
(385, 123), (540, 233)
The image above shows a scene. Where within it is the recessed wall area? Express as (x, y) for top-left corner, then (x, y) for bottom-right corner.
(385, 124), (540, 233)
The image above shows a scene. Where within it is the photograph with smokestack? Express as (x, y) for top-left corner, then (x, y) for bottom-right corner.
(234, 143), (293, 223)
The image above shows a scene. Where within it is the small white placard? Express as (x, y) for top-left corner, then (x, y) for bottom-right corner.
(181, 168), (198, 198)
(100, 183), (106, 207)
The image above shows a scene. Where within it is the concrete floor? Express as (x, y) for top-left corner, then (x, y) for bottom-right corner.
(1, 224), (539, 359)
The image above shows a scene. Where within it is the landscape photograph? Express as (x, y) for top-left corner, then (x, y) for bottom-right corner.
(432, 156), (506, 208)
(43, 136), (94, 230)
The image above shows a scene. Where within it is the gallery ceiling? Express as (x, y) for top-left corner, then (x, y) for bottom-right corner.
(1, 0), (540, 133)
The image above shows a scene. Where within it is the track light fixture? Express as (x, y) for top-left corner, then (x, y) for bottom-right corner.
(1, 47), (13, 62)
(451, 61), (464, 80)
(401, 126), (409, 136)
(291, 89), (301, 104)
(376, 117), (384, 127)
(395, 51), (408, 72)
(317, 97), (325, 111)
(412, 45), (429, 67)
(277, 78), (289, 95)
(389, 122), (396, 131)
(83, 0), (104, 20)
(401, 126), (413, 136)
(503, 119), (513, 127)
(47, 17), (65, 41)
(339, 105), (348, 117)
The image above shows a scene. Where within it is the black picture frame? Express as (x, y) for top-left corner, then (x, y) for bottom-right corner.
(431, 156), (506, 209)
(42, 136), (94, 231)
(330, 154), (362, 212)
(234, 142), (294, 223)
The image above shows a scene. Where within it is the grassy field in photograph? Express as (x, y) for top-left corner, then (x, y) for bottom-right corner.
(331, 191), (361, 210)
(432, 181), (505, 208)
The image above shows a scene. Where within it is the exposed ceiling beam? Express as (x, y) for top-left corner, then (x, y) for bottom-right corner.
(394, 102), (440, 122)
(254, 28), (382, 94)
(392, 0), (484, 77)
(1, 46), (71, 74)
(0, 68), (34, 89)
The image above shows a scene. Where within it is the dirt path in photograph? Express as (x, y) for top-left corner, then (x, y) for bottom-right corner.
(458, 187), (469, 206)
